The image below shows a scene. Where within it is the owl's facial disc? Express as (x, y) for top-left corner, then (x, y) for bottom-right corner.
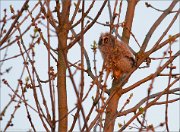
(104, 37), (109, 44)
(98, 36), (109, 46)
(102, 36), (109, 44)
(98, 33), (113, 46)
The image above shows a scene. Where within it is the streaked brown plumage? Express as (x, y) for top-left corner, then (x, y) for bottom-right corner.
(98, 33), (135, 79)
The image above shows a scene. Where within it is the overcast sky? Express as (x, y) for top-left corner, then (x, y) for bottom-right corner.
(0, 1), (179, 131)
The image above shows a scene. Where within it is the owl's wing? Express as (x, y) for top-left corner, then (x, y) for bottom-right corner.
(124, 56), (136, 67)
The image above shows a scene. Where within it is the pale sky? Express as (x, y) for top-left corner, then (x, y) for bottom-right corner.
(0, 1), (179, 131)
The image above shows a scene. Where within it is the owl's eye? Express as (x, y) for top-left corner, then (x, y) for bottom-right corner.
(103, 37), (109, 44)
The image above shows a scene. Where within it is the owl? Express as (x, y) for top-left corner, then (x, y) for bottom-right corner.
(98, 32), (135, 80)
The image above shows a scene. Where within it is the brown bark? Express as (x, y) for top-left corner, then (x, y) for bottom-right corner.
(57, 0), (71, 131)
(104, 92), (121, 132)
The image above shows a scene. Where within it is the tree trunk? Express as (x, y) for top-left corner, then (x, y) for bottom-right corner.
(104, 91), (121, 132)
(57, 1), (71, 131)
(57, 33), (68, 131)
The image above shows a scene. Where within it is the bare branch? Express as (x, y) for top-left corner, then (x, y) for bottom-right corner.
(140, 0), (178, 52)
(0, 0), (29, 47)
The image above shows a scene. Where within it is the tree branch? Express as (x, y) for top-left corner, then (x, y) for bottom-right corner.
(0, 0), (29, 47)
(140, 0), (178, 52)
(122, 0), (138, 44)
